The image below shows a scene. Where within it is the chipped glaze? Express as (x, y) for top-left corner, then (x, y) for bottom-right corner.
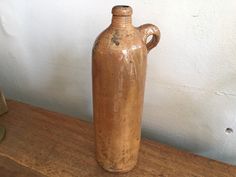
(92, 5), (160, 173)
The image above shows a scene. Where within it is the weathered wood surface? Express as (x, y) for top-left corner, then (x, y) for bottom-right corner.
(0, 100), (235, 177)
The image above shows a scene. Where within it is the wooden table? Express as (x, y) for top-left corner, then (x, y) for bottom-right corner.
(0, 100), (235, 177)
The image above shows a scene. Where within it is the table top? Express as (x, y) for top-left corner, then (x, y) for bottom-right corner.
(0, 100), (235, 177)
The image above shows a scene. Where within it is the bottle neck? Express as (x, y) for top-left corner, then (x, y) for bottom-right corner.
(111, 15), (132, 28)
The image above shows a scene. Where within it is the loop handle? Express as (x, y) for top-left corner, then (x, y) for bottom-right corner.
(138, 24), (160, 52)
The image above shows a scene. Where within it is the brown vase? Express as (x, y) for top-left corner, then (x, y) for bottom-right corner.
(92, 5), (160, 173)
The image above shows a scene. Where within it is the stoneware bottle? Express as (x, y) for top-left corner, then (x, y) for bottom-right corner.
(92, 5), (160, 172)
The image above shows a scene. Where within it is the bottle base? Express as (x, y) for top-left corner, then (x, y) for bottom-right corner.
(97, 160), (137, 173)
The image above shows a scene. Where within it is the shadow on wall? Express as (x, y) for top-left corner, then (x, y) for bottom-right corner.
(142, 67), (236, 165)
(142, 82), (216, 154)
(1, 44), (93, 121)
(0, 34), (31, 101)
(28, 48), (92, 121)
(40, 49), (92, 121)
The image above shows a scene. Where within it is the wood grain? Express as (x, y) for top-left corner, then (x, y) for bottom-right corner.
(0, 155), (46, 177)
(0, 100), (235, 177)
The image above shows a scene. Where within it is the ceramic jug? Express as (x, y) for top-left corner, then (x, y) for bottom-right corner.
(92, 5), (160, 172)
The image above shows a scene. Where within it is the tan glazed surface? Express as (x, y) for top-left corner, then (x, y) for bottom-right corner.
(92, 6), (160, 172)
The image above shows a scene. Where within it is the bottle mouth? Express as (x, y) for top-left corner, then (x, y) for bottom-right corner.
(112, 5), (133, 16)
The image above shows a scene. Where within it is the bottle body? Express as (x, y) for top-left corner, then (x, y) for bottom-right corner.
(92, 6), (160, 172)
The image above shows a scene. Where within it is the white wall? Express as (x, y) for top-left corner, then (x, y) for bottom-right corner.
(0, 0), (236, 165)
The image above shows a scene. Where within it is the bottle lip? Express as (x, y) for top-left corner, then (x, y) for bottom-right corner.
(112, 5), (132, 16)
